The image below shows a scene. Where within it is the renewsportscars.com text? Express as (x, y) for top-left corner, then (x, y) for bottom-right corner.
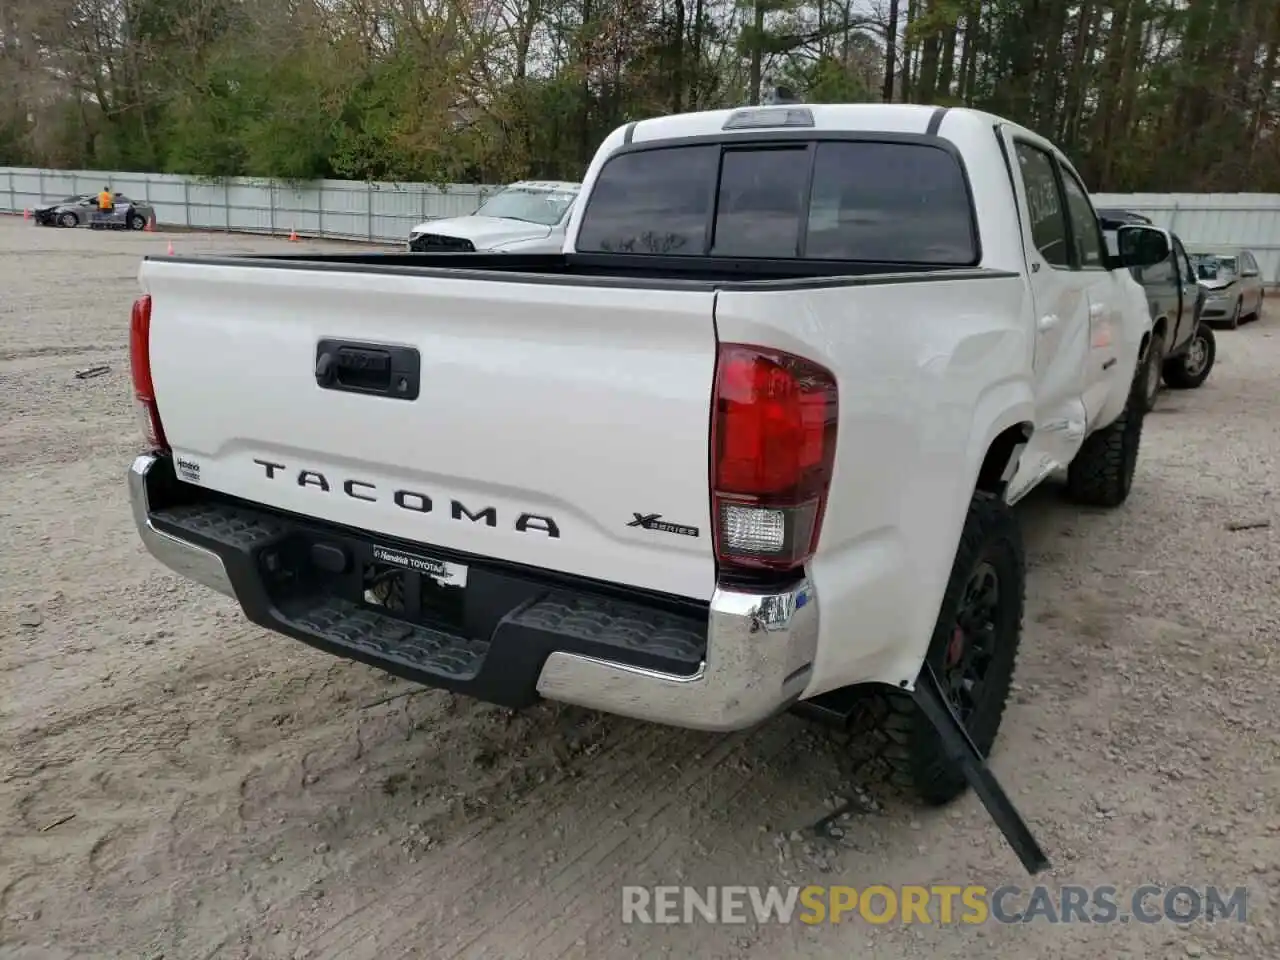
(621, 884), (1249, 926)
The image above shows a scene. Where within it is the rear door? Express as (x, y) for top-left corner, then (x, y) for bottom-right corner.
(1170, 234), (1199, 347)
(1006, 135), (1092, 466)
(142, 262), (720, 601)
(1053, 158), (1137, 427)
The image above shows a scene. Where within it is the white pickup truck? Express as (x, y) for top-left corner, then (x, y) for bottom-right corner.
(128, 103), (1167, 871)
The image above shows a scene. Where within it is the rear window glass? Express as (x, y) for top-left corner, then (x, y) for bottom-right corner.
(711, 147), (809, 257)
(807, 142), (975, 262)
(576, 140), (977, 265)
(575, 145), (718, 255)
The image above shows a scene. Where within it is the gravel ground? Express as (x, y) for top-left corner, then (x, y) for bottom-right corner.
(1, 216), (1278, 960)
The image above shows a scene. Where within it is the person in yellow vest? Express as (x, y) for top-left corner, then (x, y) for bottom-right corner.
(97, 186), (114, 222)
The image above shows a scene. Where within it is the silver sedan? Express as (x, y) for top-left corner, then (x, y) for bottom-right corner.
(1190, 248), (1266, 329)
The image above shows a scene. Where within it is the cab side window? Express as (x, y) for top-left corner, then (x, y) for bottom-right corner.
(1058, 169), (1106, 268)
(1014, 142), (1070, 269)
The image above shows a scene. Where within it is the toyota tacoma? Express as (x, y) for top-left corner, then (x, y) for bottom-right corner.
(127, 103), (1167, 872)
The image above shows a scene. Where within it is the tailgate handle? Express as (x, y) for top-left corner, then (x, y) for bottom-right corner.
(315, 340), (420, 401)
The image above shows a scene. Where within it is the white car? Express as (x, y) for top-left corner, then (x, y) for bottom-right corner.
(127, 103), (1164, 871)
(407, 180), (580, 253)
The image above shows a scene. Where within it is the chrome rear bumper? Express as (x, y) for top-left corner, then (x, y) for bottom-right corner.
(129, 453), (817, 731)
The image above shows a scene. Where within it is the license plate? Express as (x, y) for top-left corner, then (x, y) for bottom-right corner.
(371, 545), (468, 588)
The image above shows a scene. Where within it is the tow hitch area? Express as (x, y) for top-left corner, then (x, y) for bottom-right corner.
(913, 663), (1051, 875)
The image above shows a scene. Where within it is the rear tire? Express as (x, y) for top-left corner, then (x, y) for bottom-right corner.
(1065, 386), (1144, 508)
(869, 492), (1024, 806)
(1163, 324), (1215, 390)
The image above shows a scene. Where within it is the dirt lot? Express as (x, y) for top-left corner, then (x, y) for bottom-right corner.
(1, 215), (1277, 960)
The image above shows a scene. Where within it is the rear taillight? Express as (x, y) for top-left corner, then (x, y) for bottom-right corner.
(129, 294), (168, 451)
(711, 343), (838, 574)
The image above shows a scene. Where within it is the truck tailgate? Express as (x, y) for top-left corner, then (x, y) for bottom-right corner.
(141, 260), (719, 600)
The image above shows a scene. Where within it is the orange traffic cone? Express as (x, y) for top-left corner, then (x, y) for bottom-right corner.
(23, 208), (30, 220)
(145, 215), (155, 232)
(167, 240), (174, 255)
(288, 227), (298, 242)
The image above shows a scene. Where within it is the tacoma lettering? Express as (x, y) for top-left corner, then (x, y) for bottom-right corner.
(516, 514), (560, 538)
(394, 490), (432, 512)
(252, 460), (559, 537)
(298, 470), (329, 491)
(344, 479), (376, 502)
(452, 501), (497, 526)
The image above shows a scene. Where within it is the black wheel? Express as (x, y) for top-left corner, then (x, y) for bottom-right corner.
(1137, 330), (1164, 413)
(1163, 324), (1215, 390)
(1065, 380), (1144, 508)
(869, 492), (1024, 805)
(58, 211), (78, 228)
(128, 213), (146, 230)
(1225, 299), (1241, 330)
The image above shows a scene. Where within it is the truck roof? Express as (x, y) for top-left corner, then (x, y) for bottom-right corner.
(622, 103), (1019, 146)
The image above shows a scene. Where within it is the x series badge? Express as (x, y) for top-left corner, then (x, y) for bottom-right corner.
(627, 513), (700, 538)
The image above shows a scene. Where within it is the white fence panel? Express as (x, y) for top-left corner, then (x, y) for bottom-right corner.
(1094, 192), (1280, 283)
(1, 166), (500, 243)
(5, 168), (1280, 274)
